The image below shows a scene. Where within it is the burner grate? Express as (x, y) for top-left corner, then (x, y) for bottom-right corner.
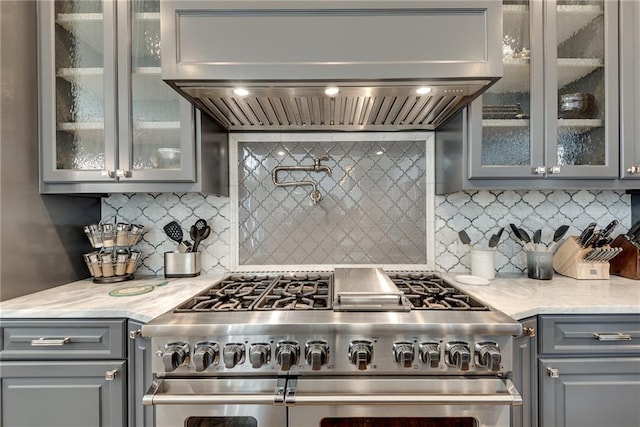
(389, 272), (488, 311)
(254, 273), (332, 310)
(174, 275), (278, 312)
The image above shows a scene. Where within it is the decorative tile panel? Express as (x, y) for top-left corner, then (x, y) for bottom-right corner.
(102, 193), (231, 275)
(435, 190), (631, 274)
(236, 137), (428, 266)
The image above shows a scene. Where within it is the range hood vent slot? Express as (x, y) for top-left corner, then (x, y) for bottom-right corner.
(179, 83), (489, 131)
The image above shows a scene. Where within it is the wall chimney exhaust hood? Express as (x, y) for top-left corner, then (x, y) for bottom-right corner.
(161, 1), (503, 131)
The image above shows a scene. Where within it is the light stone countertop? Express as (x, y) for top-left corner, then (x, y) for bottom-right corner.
(0, 272), (639, 323)
(445, 273), (640, 320)
(0, 273), (225, 323)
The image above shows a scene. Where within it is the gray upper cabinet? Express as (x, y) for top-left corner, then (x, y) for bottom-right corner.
(38, 0), (227, 194)
(620, 0), (640, 179)
(468, 0), (619, 180)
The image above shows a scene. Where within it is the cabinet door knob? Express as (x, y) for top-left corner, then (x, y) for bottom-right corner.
(116, 169), (132, 178)
(101, 170), (114, 179)
(546, 367), (560, 378)
(533, 166), (546, 175)
(105, 369), (119, 381)
(547, 166), (561, 174)
(627, 165), (640, 174)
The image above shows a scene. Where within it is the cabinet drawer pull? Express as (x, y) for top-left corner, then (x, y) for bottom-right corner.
(593, 333), (632, 341)
(30, 337), (71, 346)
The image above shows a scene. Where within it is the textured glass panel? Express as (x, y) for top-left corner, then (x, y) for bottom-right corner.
(54, 0), (105, 170)
(556, 0), (605, 165)
(130, 0), (183, 171)
(481, 1), (531, 166)
(238, 140), (427, 265)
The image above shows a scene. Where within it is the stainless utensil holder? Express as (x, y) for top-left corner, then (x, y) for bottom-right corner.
(164, 252), (201, 278)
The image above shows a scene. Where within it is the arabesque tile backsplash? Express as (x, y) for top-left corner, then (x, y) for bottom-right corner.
(102, 135), (630, 276)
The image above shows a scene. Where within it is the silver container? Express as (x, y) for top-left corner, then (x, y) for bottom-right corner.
(164, 252), (201, 278)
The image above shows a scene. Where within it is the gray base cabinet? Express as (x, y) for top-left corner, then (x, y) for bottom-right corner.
(511, 317), (537, 427)
(512, 314), (640, 427)
(128, 320), (154, 427)
(539, 357), (640, 427)
(1, 360), (126, 427)
(0, 318), (153, 427)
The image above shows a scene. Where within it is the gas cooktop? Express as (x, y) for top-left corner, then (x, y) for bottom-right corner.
(173, 270), (488, 313)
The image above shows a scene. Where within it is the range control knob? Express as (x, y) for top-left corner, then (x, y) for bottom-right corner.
(249, 343), (271, 369)
(349, 340), (373, 371)
(222, 343), (245, 369)
(446, 342), (471, 371)
(162, 342), (190, 372)
(276, 341), (300, 371)
(393, 341), (415, 368)
(419, 342), (441, 368)
(475, 342), (502, 372)
(193, 341), (219, 372)
(305, 340), (329, 371)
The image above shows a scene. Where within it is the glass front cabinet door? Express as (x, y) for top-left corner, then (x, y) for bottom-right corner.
(469, 0), (618, 180)
(620, 0), (640, 179)
(39, 0), (195, 188)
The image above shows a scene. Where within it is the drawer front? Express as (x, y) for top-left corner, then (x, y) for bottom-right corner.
(540, 315), (640, 355)
(0, 319), (126, 360)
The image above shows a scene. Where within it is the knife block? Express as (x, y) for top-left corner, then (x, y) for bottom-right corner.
(552, 236), (610, 280)
(609, 235), (640, 279)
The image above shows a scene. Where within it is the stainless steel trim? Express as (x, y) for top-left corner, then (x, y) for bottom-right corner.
(181, 82), (488, 131)
(286, 377), (522, 406)
(333, 267), (412, 311)
(143, 378), (281, 406)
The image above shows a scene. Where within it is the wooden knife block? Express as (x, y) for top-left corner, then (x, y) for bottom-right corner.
(552, 236), (610, 280)
(609, 235), (640, 279)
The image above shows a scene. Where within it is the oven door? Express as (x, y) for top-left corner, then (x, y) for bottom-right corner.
(143, 377), (286, 427)
(286, 376), (522, 427)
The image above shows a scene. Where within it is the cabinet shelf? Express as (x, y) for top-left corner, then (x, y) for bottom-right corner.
(58, 67), (177, 102)
(557, 119), (604, 129)
(557, 58), (604, 88)
(482, 119), (603, 129)
(556, 5), (604, 45)
(490, 58), (603, 94)
(59, 121), (180, 132)
(56, 13), (103, 54)
(58, 121), (182, 146)
(483, 119), (530, 128)
(503, 5), (602, 46)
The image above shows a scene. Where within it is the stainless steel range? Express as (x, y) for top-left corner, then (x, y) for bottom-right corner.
(142, 268), (522, 427)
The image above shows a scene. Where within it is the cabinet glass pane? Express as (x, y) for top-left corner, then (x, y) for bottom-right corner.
(55, 0), (105, 170)
(130, 0), (182, 171)
(481, 1), (531, 166)
(555, 0), (605, 166)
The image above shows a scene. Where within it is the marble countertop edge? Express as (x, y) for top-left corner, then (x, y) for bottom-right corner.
(1, 272), (639, 323)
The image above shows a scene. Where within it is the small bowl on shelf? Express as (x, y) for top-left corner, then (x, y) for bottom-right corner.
(558, 93), (596, 119)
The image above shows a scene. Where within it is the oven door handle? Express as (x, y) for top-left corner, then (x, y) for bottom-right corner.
(142, 379), (282, 406)
(286, 379), (522, 406)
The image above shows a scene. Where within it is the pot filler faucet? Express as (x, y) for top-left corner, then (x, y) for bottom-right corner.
(272, 155), (332, 205)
